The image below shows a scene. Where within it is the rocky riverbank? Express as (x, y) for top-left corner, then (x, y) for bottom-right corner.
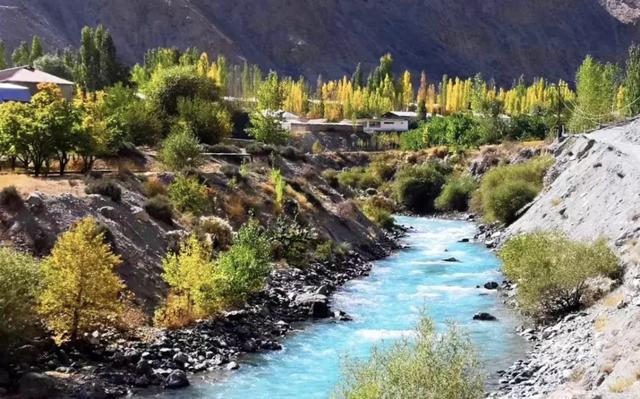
(5, 227), (404, 398)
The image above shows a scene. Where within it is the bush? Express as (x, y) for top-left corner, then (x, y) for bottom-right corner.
(362, 199), (395, 230)
(500, 232), (620, 320)
(246, 112), (290, 145)
(321, 169), (340, 188)
(196, 216), (234, 250)
(0, 186), (23, 209)
(85, 179), (122, 202)
(475, 156), (552, 224)
(336, 316), (484, 399)
(338, 167), (381, 191)
(204, 143), (240, 154)
(144, 195), (174, 224)
(176, 97), (232, 145)
(394, 161), (451, 214)
(279, 145), (303, 161)
(435, 175), (477, 212)
(0, 248), (41, 347)
(268, 216), (317, 266)
(160, 124), (203, 171)
(143, 177), (168, 198)
(245, 142), (276, 156)
(210, 219), (272, 307)
(400, 127), (427, 151)
(312, 140), (325, 154)
(168, 175), (209, 215)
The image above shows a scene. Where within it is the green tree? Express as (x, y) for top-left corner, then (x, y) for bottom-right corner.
(79, 26), (100, 92)
(97, 30), (120, 87)
(38, 218), (124, 341)
(569, 56), (620, 132)
(160, 124), (203, 171)
(0, 101), (31, 170)
(0, 248), (41, 348)
(168, 175), (209, 215)
(336, 316), (484, 399)
(351, 63), (364, 89)
(176, 97), (232, 144)
(0, 39), (7, 69)
(246, 111), (290, 145)
(625, 44), (640, 117)
(158, 234), (216, 324)
(146, 65), (218, 117)
(30, 36), (44, 63)
(12, 41), (30, 66)
(33, 54), (74, 81)
(256, 71), (284, 110)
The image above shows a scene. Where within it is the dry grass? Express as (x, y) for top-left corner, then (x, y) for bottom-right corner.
(609, 377), (635, 393)
(551, 198), (563, 207)
(603, 293), (625, 308)
(594, 316), (608, 332)
(0, 173), (86, 196)
(602, 363), (615, 375)
(286, 186), (313, 211)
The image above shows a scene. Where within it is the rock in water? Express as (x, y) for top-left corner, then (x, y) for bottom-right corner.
(443, 257), (460, 262)
(165, 370), (189, 389)
(484, 281), (499, 290)
(473, 312), (497, 321)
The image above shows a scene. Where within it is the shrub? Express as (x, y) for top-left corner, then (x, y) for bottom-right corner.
(400, 127), (427, 151)
(160, 124), (203, 171)
(279, 145), (304, 161)
(196, 216), (234, 250)
(271, 169), (287, 210)
(321, 169), (340, 188)
(312, 140), (325, 154)
(204, 143), (240, 154)
(210, 219), (272, 307)
(144, 195), (174, 224)
(500, 232), (620, 320)
(268, 216), (318, 266)
(435, 175), (477, 212)
(246, 112), (290, 145)
(168, 176), (209, 215)
(338, 167), (381, 191)
(362, 199), (395, 230)
(176, 97), (232, 145)
(39, 218), (124, 341)
(0, 186), (23, 209)
(335, 316), (484, 399)
(143, 177), (168, 198)
(85, 179), (122, 202)
(475, 156), (553, 224)
(394, 161), (450, 214)
(0, 247), (41, 347)
(245, 142), (275, 156)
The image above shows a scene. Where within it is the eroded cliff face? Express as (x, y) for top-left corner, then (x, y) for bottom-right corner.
(497, 120), (640, 398)
(1, 0), (639, 83)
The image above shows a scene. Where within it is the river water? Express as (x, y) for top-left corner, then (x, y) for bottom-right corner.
(151, 216), (527, 398)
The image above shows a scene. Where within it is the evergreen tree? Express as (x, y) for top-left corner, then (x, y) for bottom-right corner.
(12, 41), (30, 66)
(351, 63), (364, 89)
(625, 44), (640, 116)
(0, 39), (7, 69)
(30, 36), (44, 63)
(38, 218), (124, 341)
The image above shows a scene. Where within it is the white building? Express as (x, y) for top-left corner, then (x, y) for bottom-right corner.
(360, 116), (409, 134)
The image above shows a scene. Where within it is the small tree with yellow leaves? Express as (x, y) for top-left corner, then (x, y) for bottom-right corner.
(38, 218), (124, 341)
(155, 234), (216, 328)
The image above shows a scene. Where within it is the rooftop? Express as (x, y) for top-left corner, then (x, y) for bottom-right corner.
(0, 66), (74, 86)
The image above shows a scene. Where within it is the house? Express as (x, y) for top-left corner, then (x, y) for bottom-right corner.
(0, 66), (74, 101)
(381, 111), (419, 122)
(360, 116), (409, 134)
(0, 83), (32, 102)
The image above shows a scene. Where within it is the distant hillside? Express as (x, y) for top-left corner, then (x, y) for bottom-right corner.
(1, 0), (640, 84)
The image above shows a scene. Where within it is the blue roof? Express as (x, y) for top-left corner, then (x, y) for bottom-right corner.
(0, 83), (31, 102)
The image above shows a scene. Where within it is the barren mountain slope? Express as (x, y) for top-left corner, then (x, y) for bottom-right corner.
(1, 0), (640, 83)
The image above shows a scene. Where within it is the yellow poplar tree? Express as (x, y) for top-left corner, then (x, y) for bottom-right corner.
(39, 218), (124, 341)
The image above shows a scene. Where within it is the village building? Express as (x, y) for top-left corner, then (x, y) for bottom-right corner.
(0, 66), (74, 102)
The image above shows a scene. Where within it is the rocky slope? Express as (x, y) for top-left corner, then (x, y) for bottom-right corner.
(1, 0), (640, 83)
(495, 119), (640, 398)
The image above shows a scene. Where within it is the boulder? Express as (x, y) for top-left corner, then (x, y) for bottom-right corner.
(226, 361), (239, 370)
(295, 293), (331, 318)
(484, 281), (499, 290)
(165, 370), (189, 389)
(473, 312), (498, 321)
(442, 257), (460, 262)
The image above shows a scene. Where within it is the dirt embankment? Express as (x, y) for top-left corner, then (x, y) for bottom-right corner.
(496, 119), (640, 398)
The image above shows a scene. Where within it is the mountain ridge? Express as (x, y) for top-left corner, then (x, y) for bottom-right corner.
(1, 0), (640, 84)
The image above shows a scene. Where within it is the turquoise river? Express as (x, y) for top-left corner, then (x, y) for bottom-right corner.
(150, 216), (528, 398)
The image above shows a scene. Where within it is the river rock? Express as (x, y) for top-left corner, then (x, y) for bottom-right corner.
(226, 361), (239, 370)
(443, 257), (460, 262)
(19, 372), (58, 399)
(473, 312), (498, 321)
(484, 281), (499, 290)
(295, 293), (331, 318)
(165, 370), (189, 389)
